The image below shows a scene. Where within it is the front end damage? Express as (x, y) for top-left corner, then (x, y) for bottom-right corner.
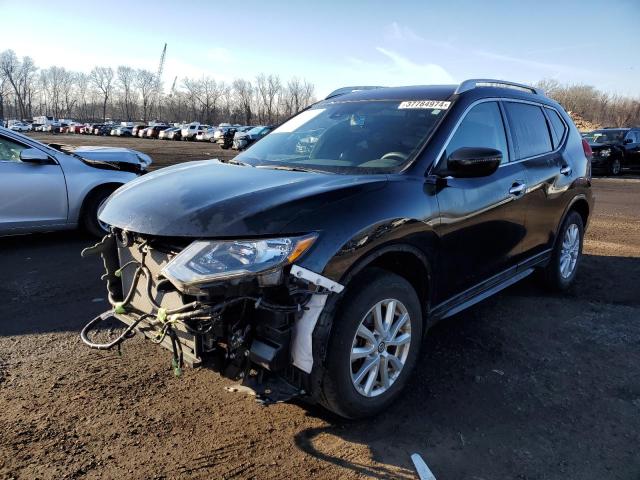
(80, 231), (343, 403)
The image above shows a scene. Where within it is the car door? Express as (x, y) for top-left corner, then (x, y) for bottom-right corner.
(434, 101), (529, 299)
(624, 130), (640, 168)
(504, 102), (569, 260)
(0, 134), (68, 234)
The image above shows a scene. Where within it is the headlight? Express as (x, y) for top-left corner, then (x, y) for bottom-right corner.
(600, 148), (611, 158)
(161, 234), (317, 292)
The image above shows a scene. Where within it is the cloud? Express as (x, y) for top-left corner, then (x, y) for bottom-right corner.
(384, 22), (424, 42)
(374, 47), (455, 84)
(473, 49), (592, 77)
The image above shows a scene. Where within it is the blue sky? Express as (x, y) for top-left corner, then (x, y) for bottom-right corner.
(2, 0), (639, 97)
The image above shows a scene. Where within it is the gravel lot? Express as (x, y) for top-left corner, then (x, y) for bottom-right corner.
(1, 134), (639, 479)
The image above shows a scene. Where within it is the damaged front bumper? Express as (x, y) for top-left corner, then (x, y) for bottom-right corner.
(81, 232), (343, 398)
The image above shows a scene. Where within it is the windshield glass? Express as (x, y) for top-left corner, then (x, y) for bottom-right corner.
(584, 129), (627, 144)
(236, 100), (448, 173)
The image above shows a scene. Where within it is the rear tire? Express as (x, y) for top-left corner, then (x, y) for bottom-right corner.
(82, 187), (117, 237)
(540, 210), (584, 291)
(315, 268), (423, 419)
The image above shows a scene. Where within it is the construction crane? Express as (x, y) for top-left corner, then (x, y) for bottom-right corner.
(170, 76), (177, 96)
(154, 43), (167, 119)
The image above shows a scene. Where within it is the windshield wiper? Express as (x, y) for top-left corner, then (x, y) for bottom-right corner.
(221, 158), (252, 167)
(256, 165), (331, 174)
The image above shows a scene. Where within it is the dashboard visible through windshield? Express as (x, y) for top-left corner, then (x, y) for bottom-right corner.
(236, 100), (448, 174)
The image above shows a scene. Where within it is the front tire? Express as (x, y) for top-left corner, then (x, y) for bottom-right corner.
(82, 187), (117, 237)
(541, 210), (584, 291)
(609, 158), (622, 176)
(316, 269), (423, 419)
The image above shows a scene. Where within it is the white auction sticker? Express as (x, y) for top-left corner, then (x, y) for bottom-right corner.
(398, 100), (451, 110)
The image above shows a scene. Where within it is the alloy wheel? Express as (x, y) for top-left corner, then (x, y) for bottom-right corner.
(560, 223), (580, 278)
(350, 299), (411, 397)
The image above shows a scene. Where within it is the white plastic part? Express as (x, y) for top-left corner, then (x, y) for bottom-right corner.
(291, 294), (327, 373)
(290, 265), (344, 293)
(411, 453), (437, 480)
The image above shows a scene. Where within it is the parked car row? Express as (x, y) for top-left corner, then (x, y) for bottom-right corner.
(30, 120), (277, 151)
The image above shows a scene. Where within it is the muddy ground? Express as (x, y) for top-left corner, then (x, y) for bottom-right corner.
(1, 134), (639, 479)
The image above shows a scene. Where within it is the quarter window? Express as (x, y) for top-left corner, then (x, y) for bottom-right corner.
(445, 101), (509, 164)
(545, 108), (567, 149)
(505, 102), (553, 159)
(0, 136), (27, 162)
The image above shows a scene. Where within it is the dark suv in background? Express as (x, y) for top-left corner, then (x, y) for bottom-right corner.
(85, 79), (593, 419)
(584, 127), (640, 175)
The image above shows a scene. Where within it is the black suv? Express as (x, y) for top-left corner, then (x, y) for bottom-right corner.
(584, 127), (640, 175)
(84, 79), (593, 419)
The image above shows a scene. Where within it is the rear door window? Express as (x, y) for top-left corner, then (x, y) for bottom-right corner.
(504, 102), (553, 159)
(445, 101), (509, 164)
(545, 108), (567, 149)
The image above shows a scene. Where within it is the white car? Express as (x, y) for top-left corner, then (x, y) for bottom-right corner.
(9, 122), (32, 132)
(0, 127), (152, 236)
(181, 123), (209, 141)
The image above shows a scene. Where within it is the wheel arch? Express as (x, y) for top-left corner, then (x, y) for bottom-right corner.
(308, 243), (434, 404)
(77, 182), (123, 224)
(561, 193), (590, 229)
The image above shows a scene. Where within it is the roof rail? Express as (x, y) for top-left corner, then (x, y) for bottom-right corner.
(324, 86), (385, 100)
(455, 79), (543, 96)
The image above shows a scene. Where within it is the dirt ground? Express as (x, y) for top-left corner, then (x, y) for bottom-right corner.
(1, 134), (639, 479)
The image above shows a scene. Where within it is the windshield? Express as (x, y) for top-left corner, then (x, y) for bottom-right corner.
(584, 129), (627, 144)
(235, 100), (448, 173)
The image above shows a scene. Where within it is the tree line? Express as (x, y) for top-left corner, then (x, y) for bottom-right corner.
(2, 48), (639, 129)
(535, 79), (640, 128)
(0, 49), (316, 126)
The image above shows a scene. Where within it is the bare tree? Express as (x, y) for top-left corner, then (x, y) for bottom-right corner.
(256, 73), (282, 124)
(0, 50), (36, 119)
(90, 66), (114, 122)
(135, 69), (156, 122)
(117, 66), (137, 120)
(233, 79), (253, 125)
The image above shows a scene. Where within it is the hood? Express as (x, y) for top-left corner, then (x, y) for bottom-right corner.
(74, 146), (153, 169)
(99, 160), (387, 237)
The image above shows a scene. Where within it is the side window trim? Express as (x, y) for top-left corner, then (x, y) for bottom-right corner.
(498, 100), (516, 162)
(543, 106), (568, 149)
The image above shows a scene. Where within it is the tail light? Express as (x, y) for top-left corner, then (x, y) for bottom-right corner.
(582, 138), (592, 159)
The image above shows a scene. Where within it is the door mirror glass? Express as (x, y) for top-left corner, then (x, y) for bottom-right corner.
(20, 148), (51, 164)
(447, 147), (502, 178)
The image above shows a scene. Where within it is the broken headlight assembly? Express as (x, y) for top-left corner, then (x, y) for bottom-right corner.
(160, 234), (317, 294)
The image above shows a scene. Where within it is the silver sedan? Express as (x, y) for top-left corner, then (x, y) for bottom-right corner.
(0, 127), (151, 236)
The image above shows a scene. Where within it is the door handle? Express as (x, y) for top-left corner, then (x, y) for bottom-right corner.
(560, 165), (572, 176)
(509, 182), (526, 196)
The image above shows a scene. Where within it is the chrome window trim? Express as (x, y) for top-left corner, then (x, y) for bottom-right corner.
(431, 97), (565, 172)
(543, 105), (569, 149)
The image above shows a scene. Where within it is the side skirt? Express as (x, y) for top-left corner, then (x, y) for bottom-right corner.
(431, 249), (551, 321)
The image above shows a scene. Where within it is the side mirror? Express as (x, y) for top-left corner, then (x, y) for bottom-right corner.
(20, 148), (52, 164)
(624, 138), (633, 144)
(446, 147), (502, 178)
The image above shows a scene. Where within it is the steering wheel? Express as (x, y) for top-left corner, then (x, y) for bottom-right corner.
(380, 151), (409, 162)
